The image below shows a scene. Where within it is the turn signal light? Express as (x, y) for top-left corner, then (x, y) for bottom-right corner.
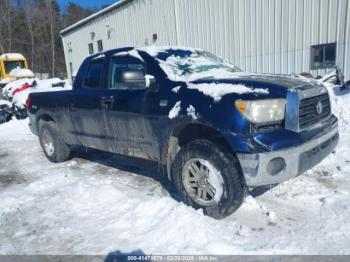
(235, 101), (247, 112)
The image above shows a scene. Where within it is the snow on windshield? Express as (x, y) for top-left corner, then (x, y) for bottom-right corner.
(138, 47), (243, 82)
(139, 47), (270, 102)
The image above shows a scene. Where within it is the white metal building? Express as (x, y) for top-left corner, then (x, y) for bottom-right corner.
(61, 0), (350, 81)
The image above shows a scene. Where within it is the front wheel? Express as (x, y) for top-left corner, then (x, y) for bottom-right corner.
(38, 121), (71, 163)
(172, 140), (245, 219)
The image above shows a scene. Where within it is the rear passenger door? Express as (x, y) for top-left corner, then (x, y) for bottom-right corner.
(70, 58), (108, 150)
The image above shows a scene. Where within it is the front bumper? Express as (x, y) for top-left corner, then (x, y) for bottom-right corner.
(237, 120), (339, 187)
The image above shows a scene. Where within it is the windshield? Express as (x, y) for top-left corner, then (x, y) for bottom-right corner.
(154, 48), (242, 81)
(4, 60), (25, 74)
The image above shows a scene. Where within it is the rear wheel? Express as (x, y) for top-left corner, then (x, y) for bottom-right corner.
(172, 139), (245, 219)
(38, 121), (71, 163)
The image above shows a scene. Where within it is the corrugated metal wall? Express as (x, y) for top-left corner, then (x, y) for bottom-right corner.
(62, 0), (177, 77)
(62, 0), (350, 81)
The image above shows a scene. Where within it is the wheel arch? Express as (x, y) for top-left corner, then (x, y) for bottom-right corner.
(36, 113), (56, 130)
(165, 123), (236, 181)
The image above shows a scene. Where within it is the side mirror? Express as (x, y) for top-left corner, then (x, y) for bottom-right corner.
(145, 74), (156, 88)
(119, 69), (146, 86)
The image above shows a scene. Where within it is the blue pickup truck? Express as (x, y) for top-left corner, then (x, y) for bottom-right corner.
(27, 46), (339, 219)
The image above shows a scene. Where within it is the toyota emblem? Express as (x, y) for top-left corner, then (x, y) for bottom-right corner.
(316, 101), (323, 115)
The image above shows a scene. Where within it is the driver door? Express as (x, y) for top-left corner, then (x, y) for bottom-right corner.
(102, 55), (160, 160)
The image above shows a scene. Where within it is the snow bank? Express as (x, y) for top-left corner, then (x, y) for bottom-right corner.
(0, 118), (32, 141)
(188, 83), (269, 102)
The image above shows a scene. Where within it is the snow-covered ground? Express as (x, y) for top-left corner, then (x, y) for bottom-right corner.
(0, 86), (350, 255)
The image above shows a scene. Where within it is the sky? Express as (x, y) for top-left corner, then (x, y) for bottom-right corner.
(58, 0), (117, 10)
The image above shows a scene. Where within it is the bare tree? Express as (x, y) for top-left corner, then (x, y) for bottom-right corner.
(0, 0), (104, 77)
(47, 1), (55, 77)
(0, 0), (13, 53)
(23, 0), (37, 70)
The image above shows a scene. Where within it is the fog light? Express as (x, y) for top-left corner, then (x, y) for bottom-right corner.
(266, 157), (286, 176)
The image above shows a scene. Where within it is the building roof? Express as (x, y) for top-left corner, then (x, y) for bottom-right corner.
(60, 0), (134, 37)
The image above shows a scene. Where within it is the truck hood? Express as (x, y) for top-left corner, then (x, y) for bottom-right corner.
(192, 73), (324, 91)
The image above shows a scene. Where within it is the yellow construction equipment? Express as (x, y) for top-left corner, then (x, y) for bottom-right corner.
(0, 53), (34, 88)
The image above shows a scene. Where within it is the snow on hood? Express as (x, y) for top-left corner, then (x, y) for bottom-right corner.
(9, 68), (34, 78)
(188, 83), (269, 102)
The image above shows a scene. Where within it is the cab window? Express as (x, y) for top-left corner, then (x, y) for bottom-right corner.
(83, 60), (103, 89)
(4, 60), (25, 74)
(108, 56), (146, 90)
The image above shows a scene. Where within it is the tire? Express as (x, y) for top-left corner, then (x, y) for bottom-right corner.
(38, 121), (71, 163)
(171, 139), (245, 219)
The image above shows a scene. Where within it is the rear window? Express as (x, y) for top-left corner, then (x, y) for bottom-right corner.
(83, 60), (103, 89)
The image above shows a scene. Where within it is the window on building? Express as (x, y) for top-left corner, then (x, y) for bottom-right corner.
(69, 62), (73, 78)
(83, 60), (103, 89)
(67, 42), (72, 53)
(97, 40), (103, 52)
(108, 56), (146, 90)
(88, 43), (94, 55)
(310, 43), (336, 69)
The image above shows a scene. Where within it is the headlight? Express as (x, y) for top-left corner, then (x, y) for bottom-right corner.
(235, 99), (286, 123)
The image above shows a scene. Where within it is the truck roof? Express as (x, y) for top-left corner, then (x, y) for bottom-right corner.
(0, 53), (25, 60)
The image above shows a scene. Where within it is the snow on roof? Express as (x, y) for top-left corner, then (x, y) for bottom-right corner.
(0, 53), (25, 60)
(113, 49), (144, 61)
(137, 46), (199, 57)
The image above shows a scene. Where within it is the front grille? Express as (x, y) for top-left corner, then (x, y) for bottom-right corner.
(299, 93), (331, 129)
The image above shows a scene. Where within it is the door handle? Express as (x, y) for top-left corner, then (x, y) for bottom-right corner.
(101, 96), (114, 104)
(101, 96), (114, 109)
